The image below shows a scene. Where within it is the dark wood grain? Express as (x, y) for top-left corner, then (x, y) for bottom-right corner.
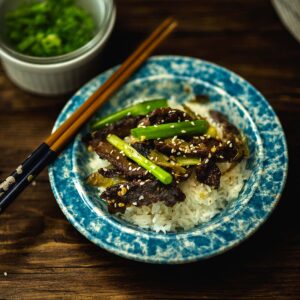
(0, 0), (299, 299)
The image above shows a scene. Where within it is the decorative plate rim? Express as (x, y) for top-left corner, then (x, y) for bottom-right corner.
(48, 55), (288, 264)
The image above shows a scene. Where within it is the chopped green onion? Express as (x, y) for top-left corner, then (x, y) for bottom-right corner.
(91, 99), (168, 130)
(148, 150), (186, 174)
(131, 120), (209, 140)
(106, 134), (173, 185)
(176, 157), (201, 166)
(4, 0), (95, 57)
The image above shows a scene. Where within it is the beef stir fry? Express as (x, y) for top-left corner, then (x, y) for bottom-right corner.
(85, 99), (248, 213)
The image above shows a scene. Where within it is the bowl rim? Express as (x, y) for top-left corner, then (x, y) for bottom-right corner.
(48, 55), (288, 264)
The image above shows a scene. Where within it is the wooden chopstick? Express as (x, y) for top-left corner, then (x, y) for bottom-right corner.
(51, 19), (178, 152)
(0, 17), (178, 213)
(46, 17), (176, 147)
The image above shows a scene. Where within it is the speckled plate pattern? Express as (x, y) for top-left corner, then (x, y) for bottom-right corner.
(48, 56), (288, 264)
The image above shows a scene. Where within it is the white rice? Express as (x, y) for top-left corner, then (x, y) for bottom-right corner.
(88, 102), (250, 232)
(121, 160), (249, 232)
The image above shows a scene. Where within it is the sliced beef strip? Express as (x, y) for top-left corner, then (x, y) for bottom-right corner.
(88, 115), (152, 180)
(209, 110), (240, 137)
(154, 136), (237, 162)
(98, 167), (123, 178)
(86, 115), (143, 145)
(131, 140), (154, 157)
(101, 180), (186, 213)
(195, 161), (221, 189)
(138, 107), (192, 126)
(94, 140), (150, 179)
(209, 110), (246, 162)
(169, 166), (193, 183)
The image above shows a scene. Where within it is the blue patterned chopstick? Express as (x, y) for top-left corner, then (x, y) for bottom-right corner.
(0, 144), (57, 212)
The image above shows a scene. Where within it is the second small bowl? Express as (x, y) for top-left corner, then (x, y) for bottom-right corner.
(0, 0), (116, 96)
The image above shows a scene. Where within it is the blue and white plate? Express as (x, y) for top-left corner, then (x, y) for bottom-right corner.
(48, 56), (288, 264)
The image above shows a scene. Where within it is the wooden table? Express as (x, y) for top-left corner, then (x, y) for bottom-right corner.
(1, 0), (299, 298)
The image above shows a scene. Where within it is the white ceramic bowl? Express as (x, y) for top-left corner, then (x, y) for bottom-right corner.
(0, 0), (116, 96)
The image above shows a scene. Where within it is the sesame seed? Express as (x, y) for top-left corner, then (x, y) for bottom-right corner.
(170, 125), (175, 128)
(6, 176), (15, 185)
(181, 130), (186, 133)
(116, 156), (120, 160)
(139, 195), (144, 200)
(16, 165), (23, 175)
(191, 121), (195, 126)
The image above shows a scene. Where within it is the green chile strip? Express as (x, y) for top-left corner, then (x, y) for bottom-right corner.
(131, 120), (209, 140)
(91, 99), (168, 130)
(106, 134), (173, 185)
